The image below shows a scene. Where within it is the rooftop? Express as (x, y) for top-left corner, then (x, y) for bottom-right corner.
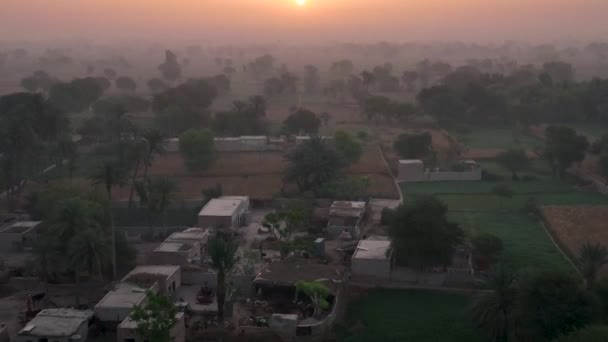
(353, 240), (392, 260)
(199, 197), (247, 217)
(155, 241), (197, 252)
(329, 201), (366, 218)
(399, 159), (424, 165)
(18, 309), (93, 337)
(94, 283), (148, 308)
(0, 221), (42, 234)
(123, 265), (180, 282)
(254, 256), (344, 292)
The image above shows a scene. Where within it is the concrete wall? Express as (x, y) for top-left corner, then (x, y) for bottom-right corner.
(397, 162), (425, 182)
(166, 136), (285, 153)
(351, 258), (391, 279)
(117, 314), (186, 342)
(399, 168), (482, 183)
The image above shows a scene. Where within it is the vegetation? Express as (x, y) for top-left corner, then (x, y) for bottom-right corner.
(496, 149), (530, 180)
(283, 108), (321, 135)
(178, 129), (215, 172)
(208, 237), (239, 323)
(578, 242), (608, 290)
(334, 130), (363, 165)
(545, 126), (589, 178)
(131, 292), (178, 342)
(393, 132), (433, 160)
(295, 280), (331, 317)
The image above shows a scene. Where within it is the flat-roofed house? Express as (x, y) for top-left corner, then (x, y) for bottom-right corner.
(122, 265), (181, 296)
(166, 227), (210, 256)
(351, 239), (392, 279)
(326, 201), (367, 239)
(94, 283), (153, 323)
(197, 196), (249, 231)
(16, 309), (94, 342)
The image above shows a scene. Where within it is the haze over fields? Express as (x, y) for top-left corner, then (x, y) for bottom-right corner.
(2, 0), (608, 43)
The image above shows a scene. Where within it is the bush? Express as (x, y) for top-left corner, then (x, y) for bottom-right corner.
(482, 170), (504, 181)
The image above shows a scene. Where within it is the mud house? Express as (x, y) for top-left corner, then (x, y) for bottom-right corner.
(149, 240), (201, 266)
(16, 309), (94, 342)
(326, 201), (367, 239)
(122, 265), (181, 296)
(117, 312), (186, 342)
(351, 239), (392, 279)
(94, 282), (153, 323)
(197, 196), (249, 232)
(0, 220), (42, 252)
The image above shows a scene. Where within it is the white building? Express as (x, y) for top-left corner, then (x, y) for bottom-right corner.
(351, 239), (392, 279)
(16, 309), (94, 342)
(197, 196), (249, 231)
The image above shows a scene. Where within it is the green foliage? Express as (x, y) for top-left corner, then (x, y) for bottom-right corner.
(555, 325), (608, 342)
(283, 108), (321, 135)
(545, 125), (589, 178)
(208, 237), (239, 322)
(49, 77), (104, 113)
(115, 76), (137, 91)
(579, 242), (608, 289)
(131, 292), (178, 342)
(134, 177), (178, 226)
(393, 132), (433, 160)
(516, 271), (597, 340)
(471, 233), (503, 264)
(285, 137), (345, 193)
(496, 148), (530, 180)
(212, 97), (268, 136)
(295, 280), (331, 317)
(202, 184), (223, 205)
(389, 196), (464, 270)
(334, 131), (363, 165)
(178, 129), (215, 172)
(158, 50), (181, 82)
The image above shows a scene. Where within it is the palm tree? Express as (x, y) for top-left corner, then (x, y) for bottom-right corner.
(68, 227), (109, 306)
(91, 161), (126, 280)
(134, 177), (177, 228)
(579, 241), (608, 289)
(126, 139), (148, 207)
(208, 237), (239, 324)
(470, 268), (517, 342)
(141, 129), (166, 181)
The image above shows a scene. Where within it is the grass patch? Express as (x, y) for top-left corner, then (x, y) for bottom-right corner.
(339, 289), (481, 342)
(451, 127), (543, 150)
(450, 212), (572, 273)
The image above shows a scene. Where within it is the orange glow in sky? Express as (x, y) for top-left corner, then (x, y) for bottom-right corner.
(1, 0), (607, 43)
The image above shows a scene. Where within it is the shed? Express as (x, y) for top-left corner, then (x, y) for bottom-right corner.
(0, 221), (42, 252)
(166, 227), (210, 255)
(117, 312), (186, 342)
(198, 196), (249, 231)
(122, 265), (181, 296)
(351, 240), (392, 279)
(94, 282), (153, 322)
(16, 309), (94, 342)
(327, 201), (366, 239)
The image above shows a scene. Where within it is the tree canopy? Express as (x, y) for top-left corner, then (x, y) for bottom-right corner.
(131, 292), (178, 342)
(496, 149), (530, 180)
(283, 108), (321, 135)
(334, 131), (363, 165)
(544, 125), (589, 178)
(393, 132), (433, 160)
(178, 129), (215, 172)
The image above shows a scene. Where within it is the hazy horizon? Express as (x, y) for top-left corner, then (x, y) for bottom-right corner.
(2, 0), (608, 44)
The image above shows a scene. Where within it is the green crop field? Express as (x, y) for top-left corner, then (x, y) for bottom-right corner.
(450, 127), (543, 150)
(339, 289), (481, 342)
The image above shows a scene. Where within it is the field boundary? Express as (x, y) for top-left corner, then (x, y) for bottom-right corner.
(537, 217), (581, 277)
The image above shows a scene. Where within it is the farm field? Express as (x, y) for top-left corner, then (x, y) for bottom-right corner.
(542, 206), (608, 274)
(451, 127), (543, 150)
(340, 289), (481, 342)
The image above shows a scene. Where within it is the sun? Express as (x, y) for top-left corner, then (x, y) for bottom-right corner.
(295, 0), (306, 6)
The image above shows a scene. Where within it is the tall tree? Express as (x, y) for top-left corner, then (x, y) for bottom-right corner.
(285, 137), (345, 193)
(141, 129), (166, 180)
(496, 149), (531, 180)
(158, 50), (182, 82)
(393, 132), (433, 160)
(544, 126), (589, 178)
(90, 161), (126, 280)
(178, 129), (215, 172)
(388, 196), (464, 278)
(68, 227), (109, 305)
(208, 237), (239, 323)
(283, 108), (321, 135)
(579, 242), (608, 290)
(295, 280), (332, 318)
(334, 131), (363, 165)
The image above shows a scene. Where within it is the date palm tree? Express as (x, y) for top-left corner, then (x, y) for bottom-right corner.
(141, 129), (166, 181)
(91, 161), (126, 280)
(470, 268), (517, 342)
(68, 227), (109, 306)
(579, 241), (608, 289)
(208, 237), (239, 324)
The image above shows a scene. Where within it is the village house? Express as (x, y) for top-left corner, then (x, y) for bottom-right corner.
(351, 239), (392, 280)
(122, 265), (181, 296)
(198, 196), (249, 232)
(166, 227), (210, 256)
(0, 221), (42, 253)
(326, 201), (367, 239)
(117, 312), (186, 342)
(16, 309), (94, 342)
(94, 282), (152, 323)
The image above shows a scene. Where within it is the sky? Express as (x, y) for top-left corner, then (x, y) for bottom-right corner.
(1, 0), (608, 44)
